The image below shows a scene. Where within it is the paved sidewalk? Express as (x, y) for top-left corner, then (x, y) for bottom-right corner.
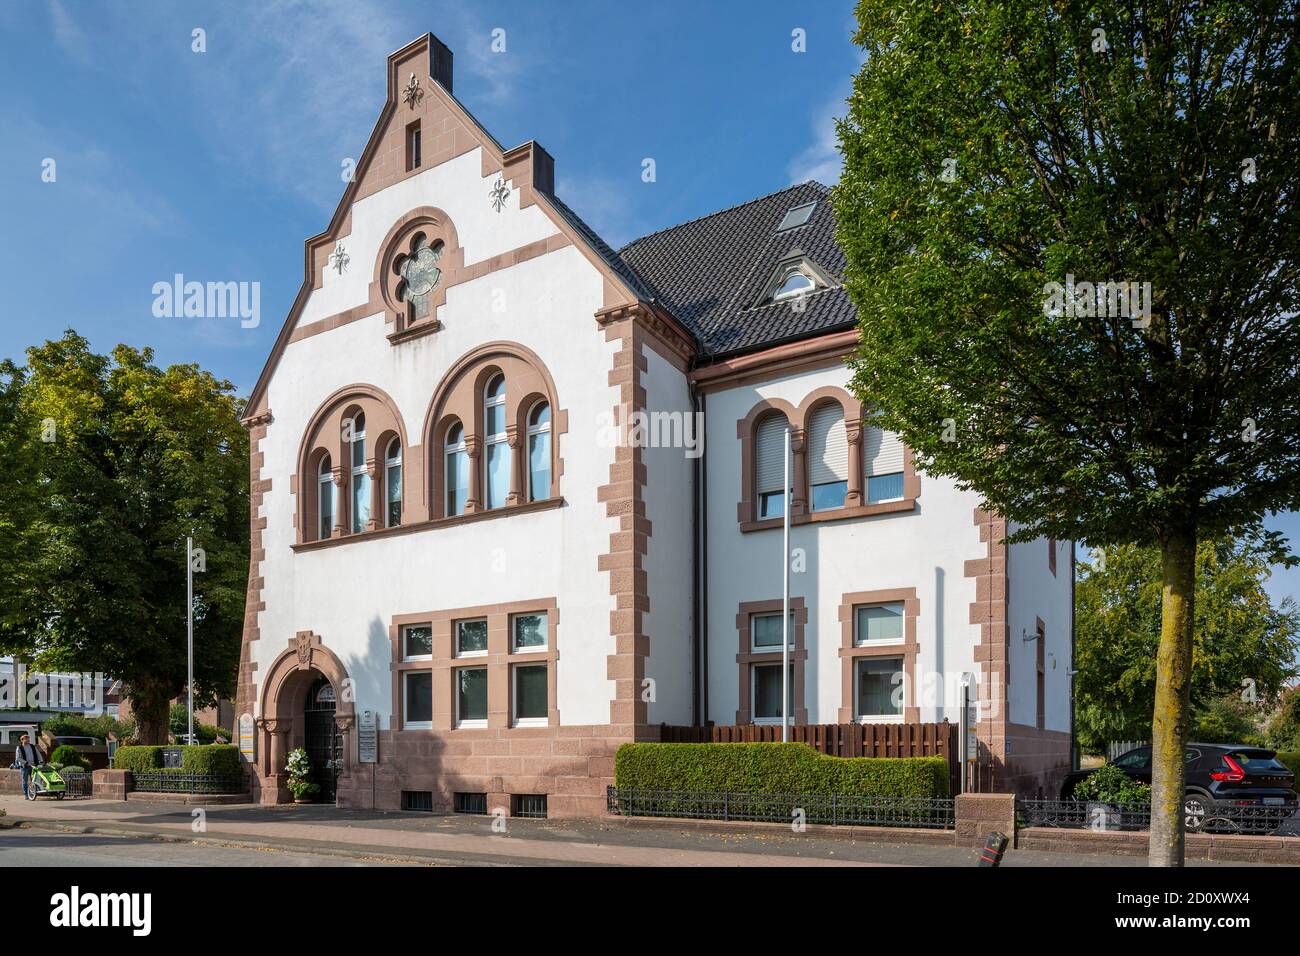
(0, 797), (1269, 866)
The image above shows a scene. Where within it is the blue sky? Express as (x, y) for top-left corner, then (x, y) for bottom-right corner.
(2, 0), (1298, 609)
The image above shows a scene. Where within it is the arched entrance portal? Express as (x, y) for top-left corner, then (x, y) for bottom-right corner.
(257, 632), (355, 806)
(303, 677), (341, 803)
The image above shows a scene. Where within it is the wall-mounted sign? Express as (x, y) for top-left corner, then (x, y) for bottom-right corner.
(238, 713), (255, 763)
(358, 710), (378, 764)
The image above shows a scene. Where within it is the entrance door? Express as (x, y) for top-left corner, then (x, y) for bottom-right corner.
(303, 677), (341, 803)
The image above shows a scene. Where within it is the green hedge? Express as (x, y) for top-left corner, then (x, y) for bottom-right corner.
(1277, 752), (1300, 778)
(113, 744), (240, 776)
(48, 744), (91, 771)
(614, 743), (950, 798)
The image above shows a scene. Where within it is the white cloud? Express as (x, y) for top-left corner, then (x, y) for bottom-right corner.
(555, 173), (635, 249)
(788, 90), (847, 187)
(48, 0), (92, 65)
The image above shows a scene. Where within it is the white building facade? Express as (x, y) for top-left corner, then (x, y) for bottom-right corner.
(236, 34), (1074, 816)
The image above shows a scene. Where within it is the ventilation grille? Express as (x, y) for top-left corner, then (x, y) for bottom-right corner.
(402, 790), (434, 812)
(454, 792), (488, 815)
(511, 794), (548, 819)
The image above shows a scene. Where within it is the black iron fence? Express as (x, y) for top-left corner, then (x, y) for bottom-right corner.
(607, 787), (955, 829)
(131, 772), (246, 795)
(1020, 798), (1299, 836)
(60, 770), (93, 798)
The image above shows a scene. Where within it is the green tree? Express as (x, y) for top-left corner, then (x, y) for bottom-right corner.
(0, 331), (248, 744)
(1267, 686), (1300, 750)
(835, 1), (1300, 865)
(1075, 538), (1299, 752)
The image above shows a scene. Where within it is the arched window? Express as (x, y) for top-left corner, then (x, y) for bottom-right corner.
(808, 404), (848, 511)
(349, 412), (369, 533)
(483, 374), (510, 509)
(395, 235), (443, 324)
(865, 418), (906, 503)
(318, 455), (334, 539)
(755, 414), (789, 519)
(385, 437), (402, 527)
(527, 401), (551, 502)
(445, 422), (469, 516)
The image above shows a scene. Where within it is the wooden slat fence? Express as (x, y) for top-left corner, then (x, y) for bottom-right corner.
(658, 722), (960, 796)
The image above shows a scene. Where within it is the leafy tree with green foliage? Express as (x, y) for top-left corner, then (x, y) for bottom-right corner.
(0, 331), (248, 745)
(1267, 686), (1300, 750)
(1193, 693), (1266, 745)
(1073, 763), (1152, 805)
(1075, 537), (1298, 751)
(835, 0), (1300, 865)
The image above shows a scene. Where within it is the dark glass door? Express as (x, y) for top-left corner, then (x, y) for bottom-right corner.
(303, 677), (340, 803)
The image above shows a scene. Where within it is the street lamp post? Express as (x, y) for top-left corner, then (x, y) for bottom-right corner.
(782, 427), (791, 743)
(186, 536), (194, 746)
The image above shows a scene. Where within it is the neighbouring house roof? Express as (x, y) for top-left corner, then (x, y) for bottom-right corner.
(614, 181), (857, 360)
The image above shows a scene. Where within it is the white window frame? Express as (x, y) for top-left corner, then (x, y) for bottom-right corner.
(403, 670), (433, 730)
(384, 436), (402, 528)
(510, 611), (549, 654)
(402, 624), (433, 662)
(773, 268), (815, 300)
(349, 412), (369, 534)
(751, 662), (793, 725)
(854, 656), (905, 723)
(526, 400), (551, 503)
(454, 666), (489, 729)
(318, 455), (334, 539)
(511, 662), (549, 727)
(751, 612), (794, 652)
(454, 619), (489, 659)
(483, 374), (509, 510)
(853, 602), (906, 646)
(445, 422), (468, 516)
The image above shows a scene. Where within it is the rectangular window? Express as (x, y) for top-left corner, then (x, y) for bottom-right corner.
(866, 472), (905, 503)
(455, 619), (488, 657)
(751, 612), (794, 650)
(319, 483), (334, 539)
(854, 603), (905, 645)
(811, 480), (847, 511)
(351, 472), (371, 533)
(406, 121), (422, 170)
(485, 442), (510, 509)
(512, 612), (548, 652)
(403, 624), (433, 660)
(386, 464), (402, 527)
(855, 657), (903, 718)
(456, 667), (488, 727)
(513, 664), (548, 725)
(404, 671), (433, 728)
(752, 663), (793, 722)
(759, 490), (785, 519)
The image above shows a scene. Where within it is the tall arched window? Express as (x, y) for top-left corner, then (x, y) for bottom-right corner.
(349, 412), (370, 533)
(808, 404), (848, 511)
(318, 455), (334, 539)
(483, 374), (510, 510)
(385, 437), (402, 527)
(527, 401), (551, 502)
(755, 414), (789, 519)
(445, 422), (469, 516)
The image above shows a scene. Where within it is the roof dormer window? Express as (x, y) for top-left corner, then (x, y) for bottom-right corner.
(763, 255), (834, 304)
(774, 269), (816, 300)
(776, 201), (816, 232)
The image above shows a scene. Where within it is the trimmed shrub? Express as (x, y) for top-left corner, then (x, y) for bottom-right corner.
(614, 742), (949, 797)
(181, 744), (240, 775)
(48, 745), (91, 771)
(113, 745), (165, 773)
(1071, 763), (1151, 804)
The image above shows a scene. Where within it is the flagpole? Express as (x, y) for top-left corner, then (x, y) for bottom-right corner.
(782, 427), (791, 743)
(186, 536), (194, 745)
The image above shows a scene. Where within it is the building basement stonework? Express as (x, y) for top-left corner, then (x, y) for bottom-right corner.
(235, 33), (1076, 817)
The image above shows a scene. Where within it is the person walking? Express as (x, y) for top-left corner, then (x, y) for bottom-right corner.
(13, 733), (45, 799)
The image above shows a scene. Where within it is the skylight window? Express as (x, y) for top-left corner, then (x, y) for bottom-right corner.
(776, 201), (816, 232)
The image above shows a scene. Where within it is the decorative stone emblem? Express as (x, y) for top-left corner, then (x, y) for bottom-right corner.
(402, 72), (423, 110)
(489, 178), (510, 213)
(398, 239), (443, 320)
(294, 632), (313, 667)
(328, 241), (350, 275)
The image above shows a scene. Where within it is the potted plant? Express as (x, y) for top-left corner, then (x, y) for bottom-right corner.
(285, 748), (320, 804)
(1072, 763), (1151, 831)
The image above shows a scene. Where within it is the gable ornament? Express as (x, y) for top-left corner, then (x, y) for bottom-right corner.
(402, 72), (423, 110)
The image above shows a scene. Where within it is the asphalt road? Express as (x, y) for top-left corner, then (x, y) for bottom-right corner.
(0, 828), (418, 867)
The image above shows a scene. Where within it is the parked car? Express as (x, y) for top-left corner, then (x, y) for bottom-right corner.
(53, 735), (103, 748)
(1062, 743), (1298, 830)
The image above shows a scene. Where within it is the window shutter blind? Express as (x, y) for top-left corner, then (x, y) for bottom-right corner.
(864, 422), (905, 476)
(807, 405), (848, 485)
(755, 416), (788, 494)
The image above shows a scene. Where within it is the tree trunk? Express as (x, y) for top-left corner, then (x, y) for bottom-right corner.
(1149, 528), (1197, 867)
(128, 682), (172, 745)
